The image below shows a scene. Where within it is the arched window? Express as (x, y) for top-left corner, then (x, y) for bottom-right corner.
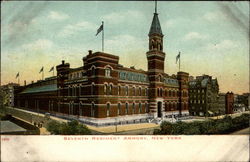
(105, 67), (111, 77)
(125, 103), (129, 114)
(107, 103), (110, 117)
(145, 103), (149, 113)
(118, 86), (121, 95)
(160, 88), (163, 97)
(104, 84), (108, 95)
(159, 75), (162, 82)
(109, 84), (112, 95)
(125, 86), (129, 96)
(91, 67), (95, 76)
(132, 103), (135, 114)
(139, 87), (142, 96)
(139, 103), (142, 113)
(118, 103), (121, 115)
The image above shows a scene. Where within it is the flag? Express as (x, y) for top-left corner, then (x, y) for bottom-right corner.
(176, 52), (180, 64)
(16, 72), (19, 78)
(39, 67), (44, 73)
(95, 23), (103, 36)
(49, 66), (54, 72)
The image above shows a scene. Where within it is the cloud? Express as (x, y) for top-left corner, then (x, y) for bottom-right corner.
(203, 12), (222, 22)
(2, 2), (48, 46)
(183, 32), (207, 41)
(105, 34), (145, 52)
(48, 11), (69, 20)
(58, 21), (97, 37)
(164, 19), (175, 28)
(203, 39), (238, 53)
(21, 39), (54, 51)
(103, 10), (144, 24)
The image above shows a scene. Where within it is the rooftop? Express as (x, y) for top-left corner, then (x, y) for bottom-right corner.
(21, 84), (57, 94)
(0, 121), (26, 133)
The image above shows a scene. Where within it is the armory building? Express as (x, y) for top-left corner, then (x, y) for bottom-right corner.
(14, 7), (189, 126)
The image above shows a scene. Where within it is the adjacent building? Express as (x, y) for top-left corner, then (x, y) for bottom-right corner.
(14, 6), (189, 126)
(225, 92), (234, 114)
(233, 93), (249, 113)
(188, 75), (219, 116)
(0, 83), (19, 107)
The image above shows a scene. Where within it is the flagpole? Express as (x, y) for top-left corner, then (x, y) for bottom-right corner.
(42, 69), (44, 80)
(179, 52), (181, 72)
(102, 21), (104, 52)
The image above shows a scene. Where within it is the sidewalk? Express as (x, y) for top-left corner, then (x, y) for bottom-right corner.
(87, 123), (159, 134)
(231, 127), (250, 135)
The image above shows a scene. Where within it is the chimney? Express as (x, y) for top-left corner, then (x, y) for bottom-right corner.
(24, 80), (26, 86)
(62, 60), (65, 65)
(88, 50), (92, 55)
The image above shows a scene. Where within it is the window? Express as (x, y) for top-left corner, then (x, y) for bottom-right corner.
(139, 87), (142, 96)
(159, 75), (162, 82)
(109, 84), (112, 95)
(105, 67), (111, 77)
(107, 103), (110, 117)
(118, 86), (121, 95)
(118, 103), (121, 115)
(104, 84), (108, 95)
(139, 103), (142, 113)
(125, 103), (129, 114)
(145, 103), (149, 113)
(132, 103), (135, 114)
(145, 88), (148, 96)
(125, 86), (129, 96)
(133, 87), (136, 96)
(91, 67), (95, 76)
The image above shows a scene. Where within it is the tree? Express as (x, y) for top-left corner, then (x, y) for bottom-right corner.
(172, 121), (189, 135)
(46, 120), (61, 134)
(46, 120), (91, 135)
(160, 121), (173, 134)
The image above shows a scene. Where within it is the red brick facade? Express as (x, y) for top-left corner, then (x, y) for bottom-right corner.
(14, 9), (189, 125)
(225, 92), (234, 114)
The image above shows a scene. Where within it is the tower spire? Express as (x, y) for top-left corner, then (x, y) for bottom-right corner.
(155, 0), (157, 13)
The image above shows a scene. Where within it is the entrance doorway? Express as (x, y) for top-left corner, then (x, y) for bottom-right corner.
(157, 102), (162, 118)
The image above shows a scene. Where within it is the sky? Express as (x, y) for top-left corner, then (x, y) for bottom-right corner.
(1, 1), (249, 94)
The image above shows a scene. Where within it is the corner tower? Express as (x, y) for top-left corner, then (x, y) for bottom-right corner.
(147, 1), (166, 119)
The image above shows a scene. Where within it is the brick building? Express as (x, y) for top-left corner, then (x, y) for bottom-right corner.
(14, 7), (189, 126)
(225, 92), (234, 114)
(0, 83), (19, 107)
(188, 75), (219, 116)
